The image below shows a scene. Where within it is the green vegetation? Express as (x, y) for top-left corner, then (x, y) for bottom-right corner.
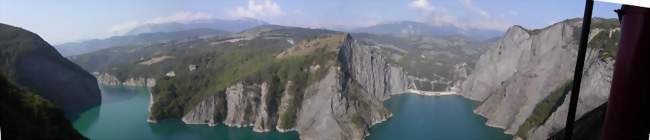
(516, 80), (573, 138)
(71, 27), (343, 125)
(148, 36), (338, 121)
(589, 29), (620, 59)
(0, 74), (87, 140)
(0, 23), (42, 80)
(570, 18), (620, 59)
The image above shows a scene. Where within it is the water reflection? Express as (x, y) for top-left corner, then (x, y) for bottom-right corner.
(71, 106), (101, 132)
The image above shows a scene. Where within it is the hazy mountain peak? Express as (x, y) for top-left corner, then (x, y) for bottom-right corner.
(350, 20), (503, 41)
(124, 18), (268, 35)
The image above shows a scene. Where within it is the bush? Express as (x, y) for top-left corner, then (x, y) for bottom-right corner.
(516, 80), (573, 138)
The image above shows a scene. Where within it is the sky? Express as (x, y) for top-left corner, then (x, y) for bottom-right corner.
(0, 0), (620, 45)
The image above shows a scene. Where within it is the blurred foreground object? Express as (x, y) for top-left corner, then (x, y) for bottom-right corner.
(602, 5), (650, 140)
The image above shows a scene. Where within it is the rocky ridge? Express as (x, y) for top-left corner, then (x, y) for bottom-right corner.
(96, 73), (156, 88)
(459, 19), (617, 139)
(174, 34), (409, 140)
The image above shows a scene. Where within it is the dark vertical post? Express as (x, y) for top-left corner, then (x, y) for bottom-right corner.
(564, 0), (594, 139)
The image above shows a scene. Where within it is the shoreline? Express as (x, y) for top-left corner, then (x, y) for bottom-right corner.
(393, 89), (458, 96)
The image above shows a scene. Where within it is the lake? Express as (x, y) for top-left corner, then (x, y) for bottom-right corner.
(73, 86), (510, 140)
(367, 94), (512, 140)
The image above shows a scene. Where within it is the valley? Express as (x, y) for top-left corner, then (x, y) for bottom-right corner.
(0, 13), (621, 139)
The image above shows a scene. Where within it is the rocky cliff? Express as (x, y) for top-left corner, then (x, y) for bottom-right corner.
(0, 23), (101, 114)
(70, 25), (410, 140)
(338, 36), (409, 99)
(459, 18), (618, 139)
(96, 73), (156, 88)
(174, 34), (408, 140)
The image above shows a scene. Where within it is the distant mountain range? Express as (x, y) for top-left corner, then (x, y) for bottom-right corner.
(57, 29), (227, 56)
(56, 19), (503, 57)
(124, 18), (267, 35)
(350, 21), (503, 41)
(56, 18), (267, 56)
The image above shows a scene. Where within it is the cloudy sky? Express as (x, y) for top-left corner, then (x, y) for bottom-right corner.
(0, 0), (619, 44)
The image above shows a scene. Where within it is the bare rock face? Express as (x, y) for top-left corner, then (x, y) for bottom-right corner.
(177, 34), (408, 140)
(95, 73), (156, 88)
(338, 35), (409, 100)
(460, 19), (616, 139)
(223, 82), (260, 127)
(295, 35), (402, 140)
(97, 73), (121, 86)
(529, 52), (613, 139)
(296, 68), (348, 140)
(181, 94), (226, 126)
(462, 23), (580, 134)
(122, 77), (157, 87)
(253, 82), (273, 132)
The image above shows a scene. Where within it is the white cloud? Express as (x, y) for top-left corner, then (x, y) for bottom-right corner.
(409, 0), (434, 12)
(109, 12), (213, 35)
(458, 0), (488, 16)
(408, 0), (511, 31)
(424, 11), (511, 31)
(229, 0), (285, 19)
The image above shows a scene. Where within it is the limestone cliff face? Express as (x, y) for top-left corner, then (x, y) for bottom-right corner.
(529, 51), (613, 139)
(181, 94), (225, 126)
(95, 73), (156, 88)
(223, 82), (269, 129)
(295, 35), (406, 139)
(177, 34), (408, 140)
(461, 23), (579, 134)
(275, 81), (296, 132)
(179, 81), (274, 132)
(338, 35), (409, 100)
(459, 19), (616, 139)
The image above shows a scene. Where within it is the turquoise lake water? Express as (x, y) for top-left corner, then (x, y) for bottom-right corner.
(73, 86), (511, 140)
(367, 94), (512, 140)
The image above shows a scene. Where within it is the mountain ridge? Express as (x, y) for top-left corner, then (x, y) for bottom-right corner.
(459, 18), (619, 139)
(350, 20), (503, 41)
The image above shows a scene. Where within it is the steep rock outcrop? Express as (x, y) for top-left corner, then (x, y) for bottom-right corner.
(529, 52), (613, 139)
(96, 73), (156, 88)
(276, 81), (297, 132)
(459, 19), (617, 139)
(293, 35), (404, 140)
(253, 82), (273, 132)
(177, 34), (408, 140)
(461, 24), (579, 134)
(181, 94), (226, 126)
(223, 82), (260, 127)
(295, 68), (350, 140)
(338, 35), (409, 100)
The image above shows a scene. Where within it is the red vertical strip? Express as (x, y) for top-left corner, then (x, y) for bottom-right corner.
(602, 5), (650, 140)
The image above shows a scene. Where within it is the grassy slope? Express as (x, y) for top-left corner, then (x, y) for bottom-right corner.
(516, 80), (573, 138)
